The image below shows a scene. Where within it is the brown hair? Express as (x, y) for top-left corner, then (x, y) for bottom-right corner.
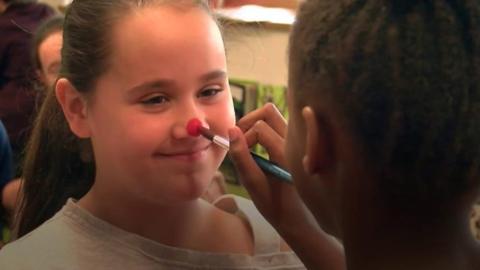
(16, 0), (213, 237)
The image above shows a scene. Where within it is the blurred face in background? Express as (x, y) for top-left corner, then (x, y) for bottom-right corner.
(0, 1), (7, 14)
(37, 30), (63, 88)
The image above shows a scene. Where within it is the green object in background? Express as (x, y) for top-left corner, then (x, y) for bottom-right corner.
(219, 157), (250, 199)
(227, 78), (289, 187)
(2, 226), (10, 243)
(229, 78), (259, 119)
(226, 182), (250, 199)
(255, 84), (289, 158)
(256, 84), (289, 119)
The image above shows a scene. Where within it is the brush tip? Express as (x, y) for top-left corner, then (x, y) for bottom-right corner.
(186, 118), (202, 137)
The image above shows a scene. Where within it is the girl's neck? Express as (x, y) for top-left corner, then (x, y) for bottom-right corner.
(77, 183), (254, 254)
(78, 186), (209, 243)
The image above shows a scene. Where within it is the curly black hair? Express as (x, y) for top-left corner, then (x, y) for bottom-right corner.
(289, 0), (480, 208)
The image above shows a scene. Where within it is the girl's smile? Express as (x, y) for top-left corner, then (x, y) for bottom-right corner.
(154, 144), (212, 162)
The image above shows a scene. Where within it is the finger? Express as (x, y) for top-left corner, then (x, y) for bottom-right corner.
(227, 126), (271, 198)
(243, 120), (283, 149)
(237, 103), (287, 137)
(243, 120), (286, 166)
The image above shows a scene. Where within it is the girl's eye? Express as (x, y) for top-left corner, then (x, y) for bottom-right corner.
(199, 87), (222, 98)
(141, 95), (168, 105)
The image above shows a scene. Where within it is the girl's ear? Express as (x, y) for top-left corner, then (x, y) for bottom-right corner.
(55, 78), (91, 138)
(301, 106), (333, 175)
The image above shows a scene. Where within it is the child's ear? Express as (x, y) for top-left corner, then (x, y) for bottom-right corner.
(55, 78), (91, 138)
(301, 106), (333, 175)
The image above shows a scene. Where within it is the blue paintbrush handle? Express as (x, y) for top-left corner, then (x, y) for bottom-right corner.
(250, 152), (293, 184)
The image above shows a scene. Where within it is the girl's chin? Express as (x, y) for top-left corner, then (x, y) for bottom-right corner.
(167, 176), (212, 201)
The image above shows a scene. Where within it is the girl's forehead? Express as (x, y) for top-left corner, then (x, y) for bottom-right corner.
(114, 5), (211, 33)
(111, 7), (221, 55)
(110, 6), (219, 52)
(98, 5), (225, 90)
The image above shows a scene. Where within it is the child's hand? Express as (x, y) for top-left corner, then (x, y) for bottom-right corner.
(229, 103), (346, 270)
(228, 103), (315, 231)
(236, 103), (287, 167)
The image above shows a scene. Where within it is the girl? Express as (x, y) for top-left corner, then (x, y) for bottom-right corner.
(0, 1), (308, 269)
(229, 0), (480, 269)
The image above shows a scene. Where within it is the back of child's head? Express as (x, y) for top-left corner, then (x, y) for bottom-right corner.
(16, 0), (213, 237)
(289, 0), (480, 209)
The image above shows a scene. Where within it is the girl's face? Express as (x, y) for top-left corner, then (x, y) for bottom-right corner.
(84, 6), (234, 204)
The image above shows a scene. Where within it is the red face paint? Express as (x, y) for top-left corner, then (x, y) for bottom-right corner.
(186, 118), (227, 149)
(186, 118), (202, 137)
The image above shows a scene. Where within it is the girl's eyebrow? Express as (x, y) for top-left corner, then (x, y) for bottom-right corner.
(127, 70), (227, 93)
(128, 79), (175, 93)
(199, 70), (227, 82)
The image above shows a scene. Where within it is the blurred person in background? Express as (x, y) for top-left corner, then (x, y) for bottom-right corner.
(0, 0), (54, 177)
(1, 15), (63, 234)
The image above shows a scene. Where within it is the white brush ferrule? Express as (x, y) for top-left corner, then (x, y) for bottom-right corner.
(212, 135), (230, 150)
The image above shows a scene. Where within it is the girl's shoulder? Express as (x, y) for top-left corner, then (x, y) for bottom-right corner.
(213, 194), (289, 255)
(0, 198), (306, 269)
(0, 202), (78, 269)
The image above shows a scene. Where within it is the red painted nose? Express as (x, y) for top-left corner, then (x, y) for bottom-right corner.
(186, 118), (202, 137)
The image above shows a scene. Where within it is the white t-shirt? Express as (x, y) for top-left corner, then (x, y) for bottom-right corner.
(0, 195), (305, 269)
